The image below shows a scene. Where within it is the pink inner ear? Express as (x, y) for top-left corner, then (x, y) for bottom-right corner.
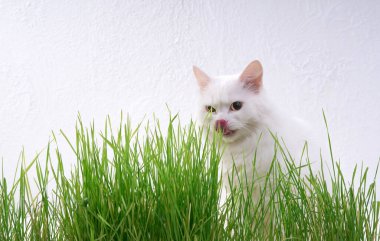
(239, 60), (263, 92)
(193, 66), (210, 90)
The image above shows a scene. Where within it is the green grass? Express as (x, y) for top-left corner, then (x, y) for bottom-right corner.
(0, 113), (379, 240)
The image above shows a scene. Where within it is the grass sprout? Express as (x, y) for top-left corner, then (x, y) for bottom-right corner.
(0, 113), (379, 240)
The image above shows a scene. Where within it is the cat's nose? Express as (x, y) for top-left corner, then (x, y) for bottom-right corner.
(215, 119), (227, 131)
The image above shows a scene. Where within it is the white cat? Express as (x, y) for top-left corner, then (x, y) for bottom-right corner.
(193, 60), (317, 198)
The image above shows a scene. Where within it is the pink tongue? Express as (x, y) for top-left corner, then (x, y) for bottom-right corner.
(215, 121), (232, 135)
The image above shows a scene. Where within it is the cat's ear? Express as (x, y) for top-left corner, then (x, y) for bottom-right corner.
(193, 66), (210, 90)
(239, 60), (263, 93)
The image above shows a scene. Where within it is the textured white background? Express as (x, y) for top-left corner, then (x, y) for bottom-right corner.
(0, 1), (379, 191)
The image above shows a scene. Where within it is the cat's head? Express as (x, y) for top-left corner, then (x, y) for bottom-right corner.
(193, 60), (267, 143)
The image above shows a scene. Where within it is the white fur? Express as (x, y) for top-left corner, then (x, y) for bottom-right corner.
(194, 62), (320, 198)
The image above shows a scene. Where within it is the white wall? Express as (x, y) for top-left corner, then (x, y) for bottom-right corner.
(1, 1), (379, 190)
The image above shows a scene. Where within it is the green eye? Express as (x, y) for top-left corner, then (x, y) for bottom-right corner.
(206, 106), (216, 113)
(230, 101), (242, 111)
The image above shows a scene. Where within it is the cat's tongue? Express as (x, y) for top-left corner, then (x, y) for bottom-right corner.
(215, 120), (235, 136)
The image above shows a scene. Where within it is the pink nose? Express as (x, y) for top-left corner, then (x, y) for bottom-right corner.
(215, 119), (227, 131)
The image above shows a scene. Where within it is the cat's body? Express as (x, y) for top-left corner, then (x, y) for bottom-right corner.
(193, 60), (316, 198)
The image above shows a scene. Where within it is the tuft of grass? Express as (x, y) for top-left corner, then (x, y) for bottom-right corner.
(0, 113), (379, 240)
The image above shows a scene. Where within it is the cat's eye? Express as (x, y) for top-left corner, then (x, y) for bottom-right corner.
(230, 101), (243, 111)
(205, 105), (216, 113)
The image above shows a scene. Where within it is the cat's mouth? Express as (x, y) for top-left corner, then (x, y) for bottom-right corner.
(215, 120), (236, 137)
(223, 129), (236, 136)
(216, 128), (236, 137)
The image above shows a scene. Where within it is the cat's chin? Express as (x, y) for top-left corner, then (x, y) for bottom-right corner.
(221, 131), (241, 143)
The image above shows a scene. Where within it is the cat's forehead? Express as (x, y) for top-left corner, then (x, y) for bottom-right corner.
(201, 74), (249, 105)
(212, 74), (240, 83)
(210, 74), (241, 90)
